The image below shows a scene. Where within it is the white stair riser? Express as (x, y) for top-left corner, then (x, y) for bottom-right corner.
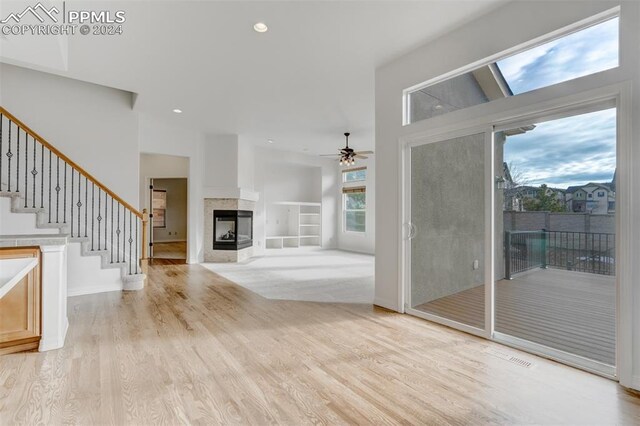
(1, 193), (145, 295)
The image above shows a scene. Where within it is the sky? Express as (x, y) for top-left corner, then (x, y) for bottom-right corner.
(498, 18), (618, 189)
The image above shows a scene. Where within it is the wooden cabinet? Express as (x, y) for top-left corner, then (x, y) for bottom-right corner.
(0, 247), (41, 355)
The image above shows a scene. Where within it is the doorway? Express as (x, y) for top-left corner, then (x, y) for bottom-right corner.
(403, 104), (618, 377)
(150, 178), (188, 262)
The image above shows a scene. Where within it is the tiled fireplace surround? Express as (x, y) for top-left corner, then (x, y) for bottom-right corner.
(204, 198), (256, 262)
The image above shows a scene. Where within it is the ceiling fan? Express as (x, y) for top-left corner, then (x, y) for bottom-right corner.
(320, 133), (374, 166)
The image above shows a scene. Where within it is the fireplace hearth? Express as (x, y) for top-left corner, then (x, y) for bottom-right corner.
(213, 210), (253, 250)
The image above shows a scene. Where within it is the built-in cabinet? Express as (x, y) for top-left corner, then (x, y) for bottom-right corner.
(266, 202), (321, 249)
(0, 247), (41, 355)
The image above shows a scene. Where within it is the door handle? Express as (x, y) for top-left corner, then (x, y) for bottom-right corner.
(405, 222), (417, 240)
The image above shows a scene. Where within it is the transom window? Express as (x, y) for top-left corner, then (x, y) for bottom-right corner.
(405, 14), (619, 125)
(342, 167), (367, 183)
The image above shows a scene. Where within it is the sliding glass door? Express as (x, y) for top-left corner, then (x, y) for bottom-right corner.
(405, 131), (490, 334)
(494, 107), (617, 375)
(403, 105), (618, 376)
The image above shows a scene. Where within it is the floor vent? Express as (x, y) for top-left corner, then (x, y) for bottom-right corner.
(508, 356), (533, 368)
(484, 347), (534, 368)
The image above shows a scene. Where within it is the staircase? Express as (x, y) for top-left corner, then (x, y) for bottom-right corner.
(0, 107), (147, 294)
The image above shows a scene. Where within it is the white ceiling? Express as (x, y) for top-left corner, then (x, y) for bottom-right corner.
(1, 0), (505, 154)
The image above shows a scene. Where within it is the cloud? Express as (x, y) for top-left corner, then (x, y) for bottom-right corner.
(498, 18), (618, 94)
(504, 109), (616, 189)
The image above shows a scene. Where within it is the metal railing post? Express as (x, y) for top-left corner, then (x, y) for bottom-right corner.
(541, 229), (547, 269)
(505, 231), (512, 280)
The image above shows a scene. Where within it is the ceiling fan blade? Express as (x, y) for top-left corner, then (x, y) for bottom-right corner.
(354, 154), (369, 159)
(320, 154), (340, 157)
(354, 150), (374, 155)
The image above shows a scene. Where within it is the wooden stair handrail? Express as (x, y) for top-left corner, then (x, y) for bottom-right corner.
(0, 106), (142, 219)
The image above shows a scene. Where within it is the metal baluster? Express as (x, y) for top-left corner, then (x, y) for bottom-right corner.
(111, 197), (114, 263)
(84, 176), (88, 237)
(136, 216), (140, 274)
(55, 156), (60, 223)
(104, 191), (108, 250)
(123, 210), (127, 268)
(128, 210), (133, 275)
(63, 163), (67, 223)
(40, 145), (44, 208)
(97, 187), (102, 250)
(48, 150), (52, 223)
(7, 121), (12, 192)
(77, 173), (82, 237)
(31, 136), (37, 208)
(71, 169), (74, 237)
(91, 182), (95, 250)
(123, 208), (126, 265)
(16, 127), (19, 193)
(116, 203), (120, 262)
(23, 131), (28, 206)
(0, 114), (3, 190)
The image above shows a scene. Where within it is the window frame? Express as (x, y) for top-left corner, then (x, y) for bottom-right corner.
(342, 186), (366, 233)
(342, 167), (367, 183)
(152, 189), (167, 229)
(402, 7), (620, 126)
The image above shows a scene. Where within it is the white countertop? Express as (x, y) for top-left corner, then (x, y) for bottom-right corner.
(0, 234), (68, 248)
(0, 257), (39, 299)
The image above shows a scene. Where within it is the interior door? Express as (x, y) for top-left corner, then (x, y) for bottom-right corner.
(404, 130), (492, 335)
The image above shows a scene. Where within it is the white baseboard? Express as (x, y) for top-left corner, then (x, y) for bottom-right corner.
(39, 317), (68, 352)
(67, 284), (122, 297)
(373, 296), (400, 312)
(629, 375), (640, 392)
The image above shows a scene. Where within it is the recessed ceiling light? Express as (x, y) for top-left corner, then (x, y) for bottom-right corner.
(267, 139), (274, 144)
(173, 109), (182, 113)
(253, 22), (268, 33)
(434, 104), (443, 110)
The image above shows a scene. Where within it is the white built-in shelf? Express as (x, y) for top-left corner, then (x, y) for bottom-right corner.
(272, 201), (321, 207)
(266, 201), (321, 249)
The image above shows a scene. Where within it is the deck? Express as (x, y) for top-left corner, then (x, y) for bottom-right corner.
(414, 268), (616, 365)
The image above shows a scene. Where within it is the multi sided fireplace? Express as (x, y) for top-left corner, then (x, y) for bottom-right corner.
(213, 210), (253, 250)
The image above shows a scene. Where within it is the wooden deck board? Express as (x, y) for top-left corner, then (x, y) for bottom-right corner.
(414, 268), (616, 365)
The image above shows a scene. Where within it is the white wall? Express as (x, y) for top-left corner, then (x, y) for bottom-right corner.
(253, 147), (339, 255)
(0, 63), (139, 206)
(138, 114), (205, 263)
(151, 178), (188, 243)
(337, 156), (376, 255)
(375, 0), (640, 389)
(203, 134), (239, 190)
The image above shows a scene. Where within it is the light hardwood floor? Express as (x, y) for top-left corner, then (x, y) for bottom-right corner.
(1, 263), (639, 425)
(152, 241), (187, 260)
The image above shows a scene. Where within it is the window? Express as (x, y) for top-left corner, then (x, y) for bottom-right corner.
(343, 187), (366, 232)
(598, 191), (606, 197)
(342, 167), (367, 183)
(152, 189), (166, 228)
(405, 15), (619, 125)
(588, 193), (593, 198)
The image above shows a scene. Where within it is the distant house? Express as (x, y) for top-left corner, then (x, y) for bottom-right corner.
(504, 184), (565, 212)
(566, 183), (615, 214)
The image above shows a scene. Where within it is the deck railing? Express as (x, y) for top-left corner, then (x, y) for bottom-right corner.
(505, 230), (615, 279)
